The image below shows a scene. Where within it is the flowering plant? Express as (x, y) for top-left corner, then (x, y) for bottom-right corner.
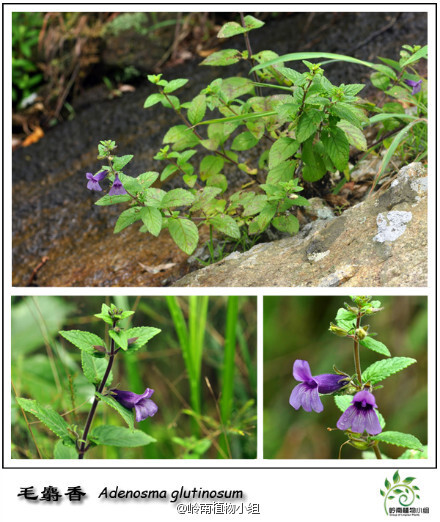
(289, 296), (425, 459)
(16, 303), (161, 459)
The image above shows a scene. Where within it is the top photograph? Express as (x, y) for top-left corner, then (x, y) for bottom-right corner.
(11, 10), (428, 287)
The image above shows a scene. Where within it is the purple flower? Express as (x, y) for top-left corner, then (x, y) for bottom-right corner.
(112, 387), (158, 422)
(289, 360), (349, 413)
(109, 173), (127, 196)
(86, 170), (107, 191)
(404, 78), (422, 95)
(336, 390), (382, 435)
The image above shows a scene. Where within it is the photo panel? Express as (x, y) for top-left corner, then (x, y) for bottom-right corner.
(11, 295), (256, 460)
(263, 295), (427, 460)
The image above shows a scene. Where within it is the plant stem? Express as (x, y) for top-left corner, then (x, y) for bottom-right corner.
(239, 13), (261, 96)
(78, 320), (117, 459)
(353, 312), (363, 386)
(373, 443), (383, 459)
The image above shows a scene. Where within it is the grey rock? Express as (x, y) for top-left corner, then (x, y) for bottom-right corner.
(174, 162), (427, 287)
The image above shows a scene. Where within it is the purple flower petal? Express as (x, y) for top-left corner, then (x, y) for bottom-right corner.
(293, 360), (313, 382)
(112, 387), (158, 421)
(86, 171), (107, 191)
(290, 360), (348, 413)
(404, 78), (422, 95)
(336, 390), (382, 435)
(109, 174), (127, 196)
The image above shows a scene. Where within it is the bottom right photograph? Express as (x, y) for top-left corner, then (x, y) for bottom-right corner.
(263, 295), (428, 460)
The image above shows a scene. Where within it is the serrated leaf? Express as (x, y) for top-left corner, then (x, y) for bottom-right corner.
(190, 187), (222, 212)
(89, 425), (156, 447)
(217, 21), (247, 38)
(272, 214), (299, 235)
(362, 357), (417, 385)
(296, 109), (322, 143)
(200, 156), (224, 180)
(331, 102), (368, 129)
(188, 94), (206, 125)
(81, 351), (113, 386)
(371, 431), (423, 451)
(231, 131), (259, 151)
(321, 127), (350, 171)
(161, 188), (195, 209)
(16, 398), (72, 442)
(144, 188), (166, 208)
(95, 194), (132, 206)
(242, 194), (267, 217)
(168, 218), (199, 255)
(334, 395), (353, 412)
(112, 155), (133, 171)
(137, 171), (160, 188)
(256, 203), (277, 231)
(59, 330), (105, 355)
(359, 336), (391, 357)
(140, 206), (163, 237)
(54, 440), (77, 459)
(268, 137), (299, 169)
(200, 49), (242, 66)
(266, 160), (296, 184)
(144, 93), (164, 108)
(114, 207), (143, 233)
(336, 308), (357, 322)
(95, 392), (135, 431)
(336, 120), (367, 151)
(163, 78), (188, 93)
(209, 215), (241, 239)
(109, 328), (129, 351)
(125, 326), (161, 353)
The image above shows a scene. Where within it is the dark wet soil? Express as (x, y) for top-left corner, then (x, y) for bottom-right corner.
(12, 11), (427, 286)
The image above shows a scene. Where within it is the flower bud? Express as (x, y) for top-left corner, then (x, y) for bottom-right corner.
(329, 323), (349, 337)
(355, 327), (368, 340)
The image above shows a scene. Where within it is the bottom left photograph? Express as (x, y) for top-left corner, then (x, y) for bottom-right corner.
(11, 295), (257, 460)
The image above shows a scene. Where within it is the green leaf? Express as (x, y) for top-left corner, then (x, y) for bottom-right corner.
(336, 120), (367, 151)
(168, 218), (199, 255)
(336, 308), (357, 322)
(163, 125), (199, 151)
(144, 188), (166, 208)
(266, 160), (296, 184)
(81, 351), (113, 386)
(399, 45), (427, 67)
(112, 155), (133, 171)
(124, 326), (161, 352)
(393, 470), (401, 484)
(161, 188), (195, 209)
(94, 303), (114, 325)
(371, 431), (423, 451)
(59, 330), (105, 355)
(144, 93), (164, 108)
(95, 392), (135, 431)
(200, 156), (224, 180)
(16, 398), (72, 442)
(256, 203), (277, 231)
(321, 127), (350, 171)
(220, 77), (255, 102)
(231, 131), (259, 151)
(89, 425), (156, 447)
(54, 440), (77, 459)
(242, 194), (267, 217)
(272, 214), (299, 235)
(331, 102), (368, 129)
(200, 49), (242, 66)
(359, 336), (391, 357)
(209, 215), (241, 239)
(114, 207), (143, 233)
(296, 109), (322, 143)
(301, 138), (327, 181)
(190, 187), (222, 212)
(109, 328), (129, 351)
(268, 137), (299, 169)
(188, 94), (207, 125)
(362, 357), (417, 385)
(370, 72), (391, 91)
(334, 395), (352, 412)
(140, 206), (163, 237)
(136, 171), (160, 188)
(217, 21), (247, 38)
(163, 78), (188, 93)
(95, 194), (132, 206)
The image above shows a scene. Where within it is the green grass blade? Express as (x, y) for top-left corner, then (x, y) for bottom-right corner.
(369, 113), (419, 124)
(250, 52), (387, 74)
(218, 296), (239, 457)
(371, 119), (425, 190)
(399, 45), (427, 67)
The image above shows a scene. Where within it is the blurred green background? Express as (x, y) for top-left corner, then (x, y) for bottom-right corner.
(11, 295), (256, 459)
(263, 296), (427, 459)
